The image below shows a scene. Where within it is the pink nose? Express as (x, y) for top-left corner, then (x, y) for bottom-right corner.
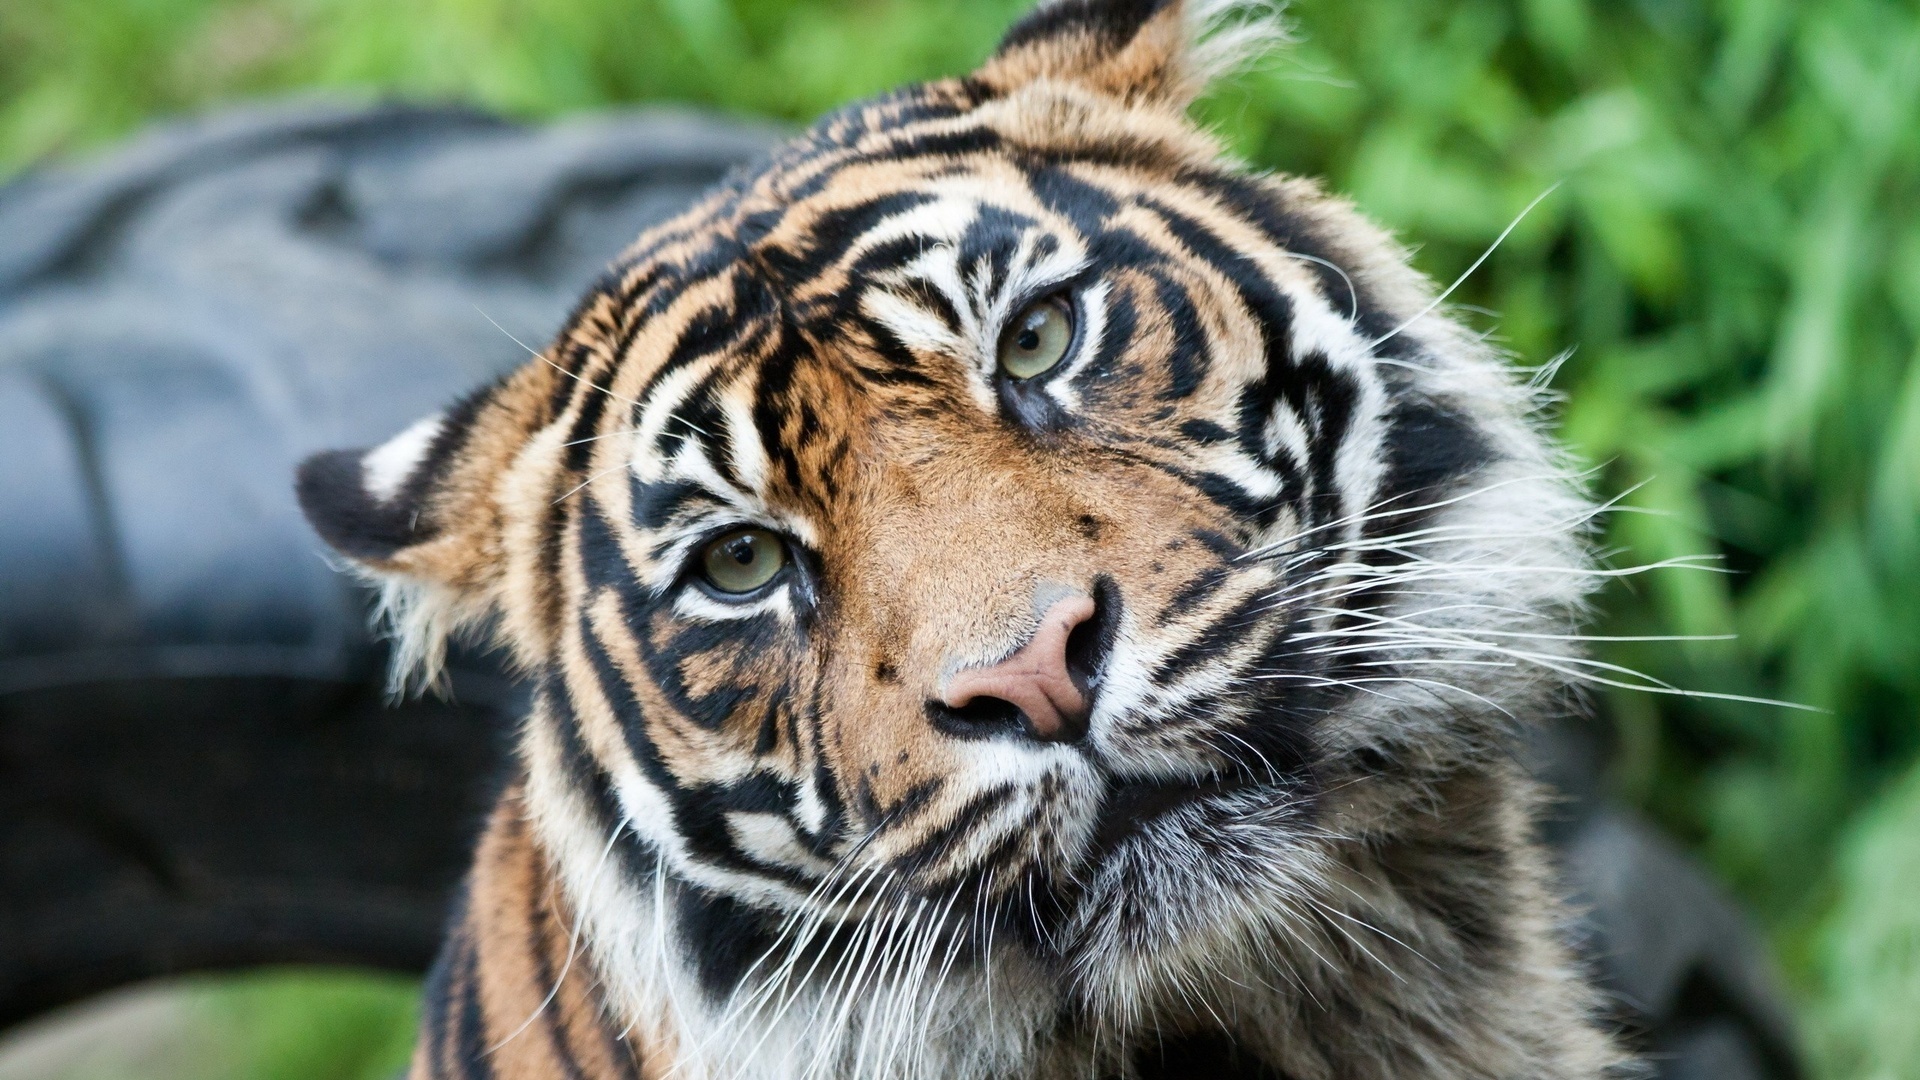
(942, 595), (1097, 742)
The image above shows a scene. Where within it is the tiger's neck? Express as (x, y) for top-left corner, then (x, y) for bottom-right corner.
(410, 788), (1257, 1080)
(411, 774), (1612, 1080)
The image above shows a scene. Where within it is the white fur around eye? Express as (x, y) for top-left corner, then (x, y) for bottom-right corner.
(1041, 278), (1111, 410)
(672, 579), (795, 624)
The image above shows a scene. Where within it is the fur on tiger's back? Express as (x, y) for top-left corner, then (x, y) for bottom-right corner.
(296, 1), (1635, 1078)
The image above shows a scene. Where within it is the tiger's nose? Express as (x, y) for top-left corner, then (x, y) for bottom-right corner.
(939, 594), (1097, 743)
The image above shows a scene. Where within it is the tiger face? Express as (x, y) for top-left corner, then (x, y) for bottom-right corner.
(301, 2), (1603, 1076)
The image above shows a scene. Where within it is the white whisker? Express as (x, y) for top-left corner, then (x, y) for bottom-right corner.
(1370, 183), (1561, 349)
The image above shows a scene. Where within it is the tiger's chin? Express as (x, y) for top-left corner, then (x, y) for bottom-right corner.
(1053, 782), (1326, 1020)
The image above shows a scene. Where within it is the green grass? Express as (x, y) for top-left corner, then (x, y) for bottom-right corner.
(4, 0), (1918, 1077)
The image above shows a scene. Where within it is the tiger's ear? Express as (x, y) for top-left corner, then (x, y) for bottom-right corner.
(297, 373), (543, 689)
(975, 0), (1281, 109)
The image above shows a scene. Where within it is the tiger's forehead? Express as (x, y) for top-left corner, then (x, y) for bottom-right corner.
(572, 86), (1367, 585)
(598, 161), (1114, 499)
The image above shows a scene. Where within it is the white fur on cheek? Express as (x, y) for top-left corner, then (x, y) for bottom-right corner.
(361, 413), (445, 504)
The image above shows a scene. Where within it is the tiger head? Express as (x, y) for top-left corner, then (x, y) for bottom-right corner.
(300, 1), (1594, 1075)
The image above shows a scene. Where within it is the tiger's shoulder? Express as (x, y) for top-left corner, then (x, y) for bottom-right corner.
(409, 788), (644, 1080)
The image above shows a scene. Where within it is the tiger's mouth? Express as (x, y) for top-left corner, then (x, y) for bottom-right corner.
(1088, 769), (1259, 859)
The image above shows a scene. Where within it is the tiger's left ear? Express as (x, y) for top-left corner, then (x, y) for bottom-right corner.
(975, 0), (1281, 110)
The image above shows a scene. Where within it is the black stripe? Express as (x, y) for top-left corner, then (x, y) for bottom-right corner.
(562, 360), (613, 474)
(994, 0), (1170, 57)
(957, 203), (1043, 297)
(1137, 198), (1298, 405)
(1202, 171), (1415, 361)
(1374, 395), (1496, 512)
(1027, 163), (1123, 235)
(633, 609), (771, 732)
(647, 300), (751, 422)
(750, 328), (812, 494)
(452, 932), (496, 1080)
(671, 877), (780, 1002)
(883, 123), (1005, 163)
(1291, 349), (1363, 529)
(526, 884), (591, 1080)
(761, 191), (937, 287)
(1150, 589), (1273, 687)
(538, 680), (656, 886)
(889, 784), (1018, 874)
(600, 1019), (645, 1080)
(630, 478), (710, 534)
(1161, 565), (1232, 623)
(1150, 271), (1212, 400)
(415, 889), (467, 1079)
(570, 599), (814, 890)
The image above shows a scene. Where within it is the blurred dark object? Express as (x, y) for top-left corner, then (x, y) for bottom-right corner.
(0, 99), (774, 1029)
(1532, 719), (1803, 1080)
(0, 101), (1799, 1079)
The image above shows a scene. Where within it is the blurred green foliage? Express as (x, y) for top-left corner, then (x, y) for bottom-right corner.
(1816, 765), (1920, 1080)
(194, 969), (419, 1080)
(0, 970), (417, 1080)
(3, 0), (1917, 1076)
(1207, 0), (1920, 969)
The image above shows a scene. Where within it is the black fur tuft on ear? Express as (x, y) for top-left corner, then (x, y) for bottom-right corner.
(995, 0), (1171, 57)
(297, 382), (493, 566)
(976, 0), (1279, 108)
(296, 446), (434, 563)
(298, 371), (510, 567)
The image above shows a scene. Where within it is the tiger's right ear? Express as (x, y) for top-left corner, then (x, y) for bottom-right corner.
(297, 372), (545, 688)
(298, 410), (466, 567)
(974, 0), (1282, 111)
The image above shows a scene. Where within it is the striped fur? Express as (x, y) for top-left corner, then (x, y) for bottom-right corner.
(412, 791), (644, 1079)
(298, 2), (1632, 1077)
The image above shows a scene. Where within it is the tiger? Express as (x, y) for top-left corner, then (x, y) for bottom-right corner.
(294, 1), (1630, 1077)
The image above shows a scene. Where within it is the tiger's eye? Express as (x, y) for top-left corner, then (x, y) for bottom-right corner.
(997, 296), (1073, 380)
(698, 528), (787, 595)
